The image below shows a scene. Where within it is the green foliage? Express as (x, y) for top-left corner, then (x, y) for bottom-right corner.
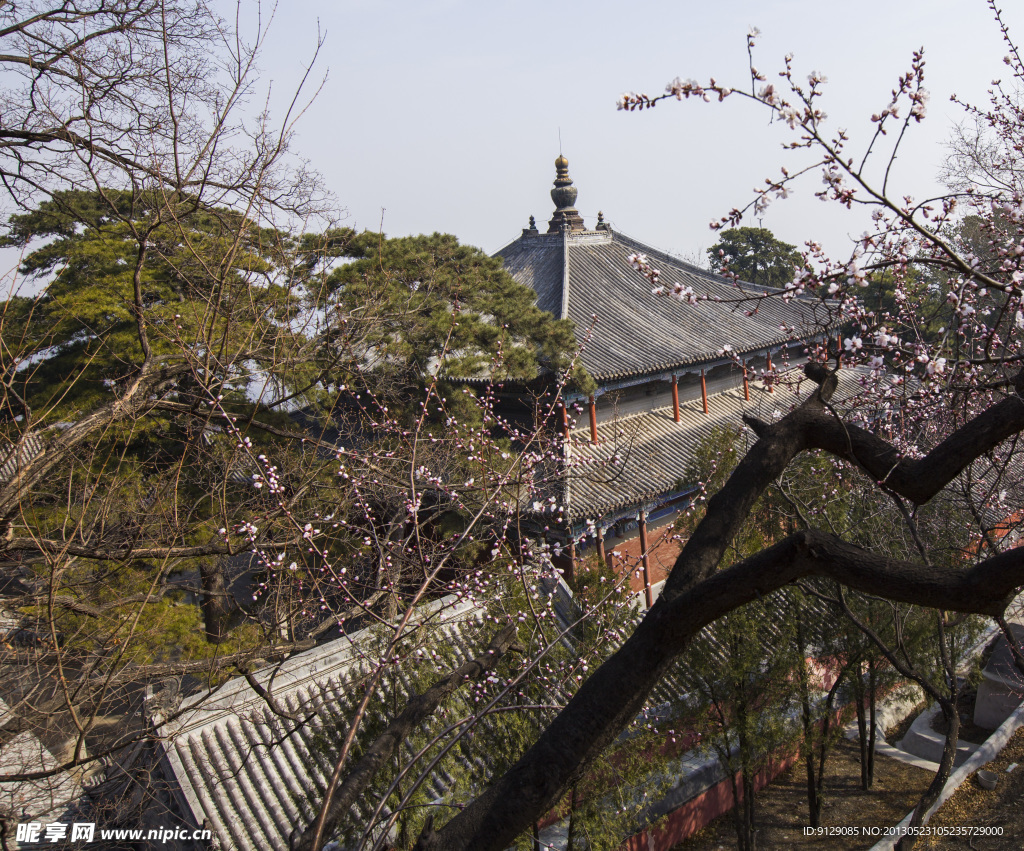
(555, 731), (674, 851)
(0, 188), (341, 667)
(20, 561), (264, 671)
(3, 189), (300, 423)
(320, 230), (583, 390)
(680, 594), (797, 851)
(707, 226), (801, 288)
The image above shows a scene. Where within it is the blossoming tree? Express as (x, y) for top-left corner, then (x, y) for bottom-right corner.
(411, 6), (1024, 848)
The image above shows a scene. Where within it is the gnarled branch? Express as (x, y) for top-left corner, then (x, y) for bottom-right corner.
(417, 365), (1024, 849)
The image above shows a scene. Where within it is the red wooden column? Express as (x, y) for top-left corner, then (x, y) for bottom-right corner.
(588, 395), (598, 444)
(596, 527), (606, 565)
(638, 510), (653, 609)
(560, 402), (569, 439)
(700, 369), (709, 414)
(743, 365), (750, 401)
(671, 375), (680, 422)
(766, 351), (774, 393)
(567, 538), (576, 582)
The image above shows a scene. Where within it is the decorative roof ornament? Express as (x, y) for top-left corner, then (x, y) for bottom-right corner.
(547, 154), (586, 233)
(596, 210), (609, 231)
(523, 214), (539, 236)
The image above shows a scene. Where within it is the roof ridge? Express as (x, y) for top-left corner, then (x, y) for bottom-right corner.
(559, 228), (571, 320)
(611, 229), (786, 296)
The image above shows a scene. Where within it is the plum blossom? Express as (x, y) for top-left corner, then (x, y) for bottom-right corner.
(873, 327), (897, 347)
(779, 105), (801, 128)
(909, 88), (930, 120)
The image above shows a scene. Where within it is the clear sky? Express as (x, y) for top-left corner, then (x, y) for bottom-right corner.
(251, 0), (1023, 265)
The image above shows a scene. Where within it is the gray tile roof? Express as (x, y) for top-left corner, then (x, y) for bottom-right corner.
(494, 228), (833, 382)
(0, 434), (45, 483)
(155, 595), (489, 851)
(155, 584), (581, 851)
(153, 573), (833, 851)
(495, 232), (565, 318)
(560, 367), (889, 523)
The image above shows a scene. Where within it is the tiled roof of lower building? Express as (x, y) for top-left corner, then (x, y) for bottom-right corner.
(0, 697), (83, 823)
(155, 595), (488, 851)
(152, 572), (840, 851)
(154, 584), (580, 851)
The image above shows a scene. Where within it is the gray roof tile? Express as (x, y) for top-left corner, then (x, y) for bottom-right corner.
(156, 595), (509, 850)
(496, 228), (832, 382)
(561, 367), (890, 522)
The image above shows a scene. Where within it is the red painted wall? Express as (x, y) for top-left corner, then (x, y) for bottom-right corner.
(620, 750), (800, 850)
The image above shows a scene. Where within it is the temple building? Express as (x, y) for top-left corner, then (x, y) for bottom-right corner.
(494, 156), (836, 603)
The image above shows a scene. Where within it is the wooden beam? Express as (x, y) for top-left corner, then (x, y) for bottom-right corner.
(700, 369), (709, 415)
(588, 395), (598, 444)
(639, 510), (653, 609)
(671, 374), (680, 422)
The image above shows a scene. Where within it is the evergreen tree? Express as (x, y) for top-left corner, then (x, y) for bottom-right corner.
(707, 226), (801, 288)
(2, 189), (302, 422)
(317, 230), (585, 390)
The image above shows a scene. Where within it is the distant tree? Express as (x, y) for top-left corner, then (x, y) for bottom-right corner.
(707, 226), (801, 287)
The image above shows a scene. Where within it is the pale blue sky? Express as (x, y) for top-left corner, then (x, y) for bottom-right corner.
(253, 0), (1023, 264)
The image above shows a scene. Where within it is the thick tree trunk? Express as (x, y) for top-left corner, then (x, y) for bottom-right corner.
(200, 559), (235, 643)
(897, 703), (959, 851)
(867, 659), (877, 787)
